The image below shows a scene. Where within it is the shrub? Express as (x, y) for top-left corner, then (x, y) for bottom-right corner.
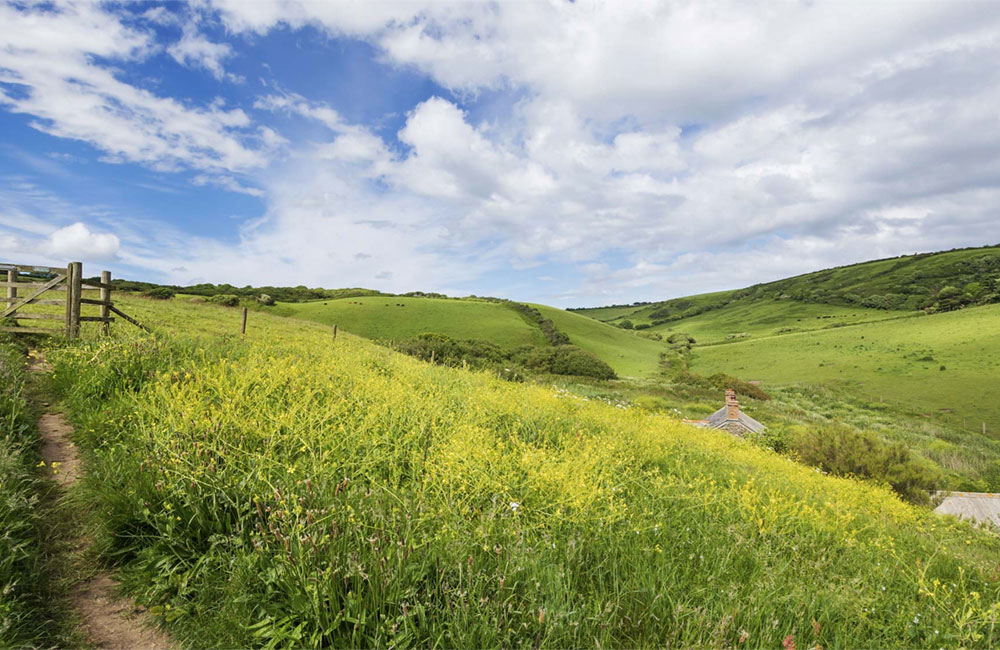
(207, 294), (240, 307)
(395, 335), (615, 380)
(667, 333), (695, 346)
(395, 333), (509, 370)
(618, 320), (634, 330)
(257, 294), (275, 306)
(511, 345), (617, 379)
(706, 373), (770, 401)
(144, 287), (175, 300)
(791, 424), (941, 504)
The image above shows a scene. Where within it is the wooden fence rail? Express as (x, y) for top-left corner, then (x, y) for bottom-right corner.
(0, 261), (145, 338)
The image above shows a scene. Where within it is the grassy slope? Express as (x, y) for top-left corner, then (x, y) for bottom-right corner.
(762, 245), (1000, 298)
(40, 294), (1000, 648)
(278, 296), (547, 348)
(651, 299), (912, 344)
(690, 303), (1000, 433)
(569, 305), (648, 322)
(530, 304), (666, 378)
(575, 245), (1000, 328)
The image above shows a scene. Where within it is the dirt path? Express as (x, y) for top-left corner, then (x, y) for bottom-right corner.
(29, 351), (172, 650)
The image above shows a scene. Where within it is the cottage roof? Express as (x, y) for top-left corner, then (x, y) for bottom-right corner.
(703, 405), (766, 433)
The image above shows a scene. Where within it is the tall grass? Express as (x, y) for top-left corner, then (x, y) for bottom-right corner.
(46, 322), (1000, 649)
(0, 342), (52, 647)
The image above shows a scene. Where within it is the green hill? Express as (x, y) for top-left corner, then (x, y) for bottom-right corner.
(276, 296), (667, 380)
(690, 303), (1000, 435)
(279, 296), (548, 348)
(10, 292), (999, 648)
(575, 245), (1000, 328)
(530, 304), (666, 378)
(650, 299), (912, 345)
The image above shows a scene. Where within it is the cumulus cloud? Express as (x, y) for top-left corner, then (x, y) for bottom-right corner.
(0, 2), (265, 173)
(167, 23), (242, 82)
(6, 1), (1000, 304)
(45, 222), (120, 261)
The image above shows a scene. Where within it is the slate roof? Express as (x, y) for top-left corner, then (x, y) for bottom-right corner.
(934, 492), (1000, 527)
(703, 405), (766, 433)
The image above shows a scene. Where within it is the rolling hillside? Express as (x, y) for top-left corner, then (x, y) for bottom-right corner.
(689, 303), (1000, 435)
(274, 295), (668, 379)
(279, 295), (548, 348)
(575, 245), (1000, 329)
(651, 299), (912, 345)
(530, 304), (666, 378)
(6, 292), (998, 648)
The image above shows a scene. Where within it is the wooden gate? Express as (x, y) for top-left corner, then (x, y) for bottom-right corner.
(1, 261), (114, 338)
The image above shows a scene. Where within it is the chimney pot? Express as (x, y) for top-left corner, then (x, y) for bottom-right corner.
(726, 389), (739, 420)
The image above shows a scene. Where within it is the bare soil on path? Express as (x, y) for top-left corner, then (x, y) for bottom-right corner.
(29, 351), (172, 650)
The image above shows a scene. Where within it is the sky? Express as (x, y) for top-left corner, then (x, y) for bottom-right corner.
(1, 1), (1000, 307)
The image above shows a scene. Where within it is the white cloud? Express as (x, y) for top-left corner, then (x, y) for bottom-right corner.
(45, 222), (120, 261)
(0, 2), (265, 173)
(167, 23), (242, 82)
(7, 1), (1000, 304)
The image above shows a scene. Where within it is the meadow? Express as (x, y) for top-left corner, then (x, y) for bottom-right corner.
(277, 296), (547, 349)
(0, 294), (994, 648)
(689, 303), (1000, 435)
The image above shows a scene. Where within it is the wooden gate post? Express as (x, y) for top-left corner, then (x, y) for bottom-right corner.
(69, 261), (82, 338)
(5, 269), (15, 317)
(64, 262), (74, 337)
(100, 270), (111, 335)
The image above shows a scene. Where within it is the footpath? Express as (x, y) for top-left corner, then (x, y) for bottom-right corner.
(28, 351), (171, 650)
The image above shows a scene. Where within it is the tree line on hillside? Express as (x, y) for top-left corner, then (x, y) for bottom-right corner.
(588, 247), (1000, 329)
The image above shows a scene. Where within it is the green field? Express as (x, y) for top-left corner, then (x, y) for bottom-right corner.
(690, 303), (1000, 433)
(3, 293), (995, 648)
(280, 296), (547, 348)
(651, 299), (912, 344)
(531, 304), (667, 378)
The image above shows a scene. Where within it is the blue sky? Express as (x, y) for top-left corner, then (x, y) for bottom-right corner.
(2, 1), (1000, 306)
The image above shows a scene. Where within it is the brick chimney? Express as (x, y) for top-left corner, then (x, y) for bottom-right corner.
(725, 389), (739, 420)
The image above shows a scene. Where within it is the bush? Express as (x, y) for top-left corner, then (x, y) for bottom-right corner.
(257, 294), (275, 306)
(395, 333), (509, 370)
(395, 335), (616, 380)
(618, 320), (634, 330)
(705, 373), (771, 401)
(790, 424), (941, 504)
(511, 345), (617, 379)
(144, 287), (175, 300)
(207, 294), (240, 307)
(666, 333), (695, 346)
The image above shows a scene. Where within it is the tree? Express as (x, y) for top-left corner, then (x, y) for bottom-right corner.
(936, 285), (965, 311)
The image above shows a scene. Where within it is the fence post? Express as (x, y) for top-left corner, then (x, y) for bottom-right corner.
(100, 270), (111, 336)
(64, 263), (74, 338)
(69, 261), (82, 338)
(241, 307), (248, 335)
(5, 269), (15, 316)
(333, 324), (337, 340)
